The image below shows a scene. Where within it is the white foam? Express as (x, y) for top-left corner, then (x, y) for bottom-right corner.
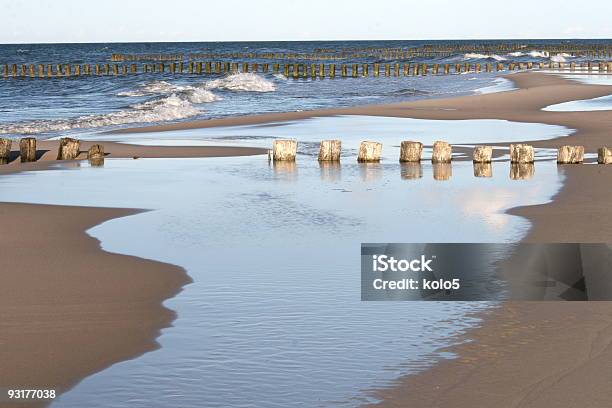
(206, 72), (276, 92)
(464, 53), (507, 61)
(507, 50), (550, 58)
(475, 78), (518, 94)
(0, 94), (200, 135)
(118, 80), (219, 103)
(550, 54), (568, 63)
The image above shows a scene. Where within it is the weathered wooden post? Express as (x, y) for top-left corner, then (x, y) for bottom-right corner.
(431, 141), (452, 163)
(557, 145), (584, 164)
(510, 144), (535, 163)
(473, 162), (492, 178)
(272, 139), (297, 161)
(357, 141), (382, 162)
(318, 140), (341, 161)
(57, 137), (81, 160)
(433, 163), (452, 180)
(399, 141), (423, 162)
(598, 147), (612, 164)
(0, 138), (11, 164)
(88, 144), (105, 166)
(473, 146), (492, 163)
(19, 137), (37, 163)
(510, 163), (535, 180)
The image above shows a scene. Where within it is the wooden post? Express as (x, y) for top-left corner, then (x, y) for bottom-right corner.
(373, 63), (380, 77)
(88, 144), (105, 166)
(399, 141), (423, 162)
(473, 146), (492, 163)
(510, 144), (535, 163)
(431, 141), (452, 163)
(0, 138), (11, 164)
(357, 141), (382, 162)
(473, 162), (492, 178)
(272, 139), (297, 161)
(598, 147), (612, 164)
(557, 145), (584, 164)
(57, 137), (81, 160)
(318, 140), (341, 161)
(19, 137), (37, 163)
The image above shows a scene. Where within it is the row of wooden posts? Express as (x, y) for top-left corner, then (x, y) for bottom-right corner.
(0, 137), (105, 165)
(110, 46), (612, 62)
(270, 139), (612, 165)
(3, 60), (611, 79)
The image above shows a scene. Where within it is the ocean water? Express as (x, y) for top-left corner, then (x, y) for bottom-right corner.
(0, 116), (570, 407)
(0, 40), (606, 138)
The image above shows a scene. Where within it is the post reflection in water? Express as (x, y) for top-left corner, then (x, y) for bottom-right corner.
(359, 162), (383, 182)
(400, 162), (423, 180)
(88, 158), (105, 167)
(473, 162), (492, 178)
(510, 163), (535, 180)
(271, 160), (298, 181)
(433, 163), (452, 181)
(318, 161), (341, 182)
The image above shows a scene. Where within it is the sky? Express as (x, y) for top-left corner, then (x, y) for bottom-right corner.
(1, 0), (611, 43)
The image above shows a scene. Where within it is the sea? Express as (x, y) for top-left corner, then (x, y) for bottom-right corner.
(0, 39), (607, 138)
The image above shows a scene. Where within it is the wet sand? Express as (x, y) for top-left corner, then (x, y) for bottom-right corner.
(365, 301), (612, 408)
(2, 72), (611, 407)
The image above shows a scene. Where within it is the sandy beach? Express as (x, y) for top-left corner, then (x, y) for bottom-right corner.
(2, 71), (612, 407)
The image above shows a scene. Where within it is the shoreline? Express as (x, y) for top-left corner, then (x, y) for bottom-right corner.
(0, 145), (265, 408)
(0, 203), (189, 408)
(1, 71), (611, 406)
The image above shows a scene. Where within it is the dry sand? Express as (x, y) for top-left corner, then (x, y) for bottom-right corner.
(1, 72), (611, 407)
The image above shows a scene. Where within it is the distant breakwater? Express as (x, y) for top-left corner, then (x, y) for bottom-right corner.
(3, 60), (611, 80)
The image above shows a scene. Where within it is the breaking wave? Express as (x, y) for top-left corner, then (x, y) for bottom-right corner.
(0, 94), (200, 135)
(206, 73), (276, 92)
(464, 53), (507, 61)
(118, 80), (219, 103)
(550, 53), (572, 63)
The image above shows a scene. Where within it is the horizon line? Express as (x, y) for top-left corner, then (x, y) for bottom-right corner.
(1, 37), (612, 46)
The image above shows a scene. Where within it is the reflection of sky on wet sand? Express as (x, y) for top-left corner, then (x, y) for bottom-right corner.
(0, 153), (566, 408)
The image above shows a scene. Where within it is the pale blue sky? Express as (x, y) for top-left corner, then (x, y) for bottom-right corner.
(1, 0), (610, 43)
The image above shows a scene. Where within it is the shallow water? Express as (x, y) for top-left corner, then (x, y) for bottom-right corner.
(544, 94), (612, 112)
(551, 73), (612, 86)
(0, 116), (571, 407)
(77, 115), (572, 161)
(0, 156), (565, 408)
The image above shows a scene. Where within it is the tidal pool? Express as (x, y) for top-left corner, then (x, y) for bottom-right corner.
(0, 152), (566, 408)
